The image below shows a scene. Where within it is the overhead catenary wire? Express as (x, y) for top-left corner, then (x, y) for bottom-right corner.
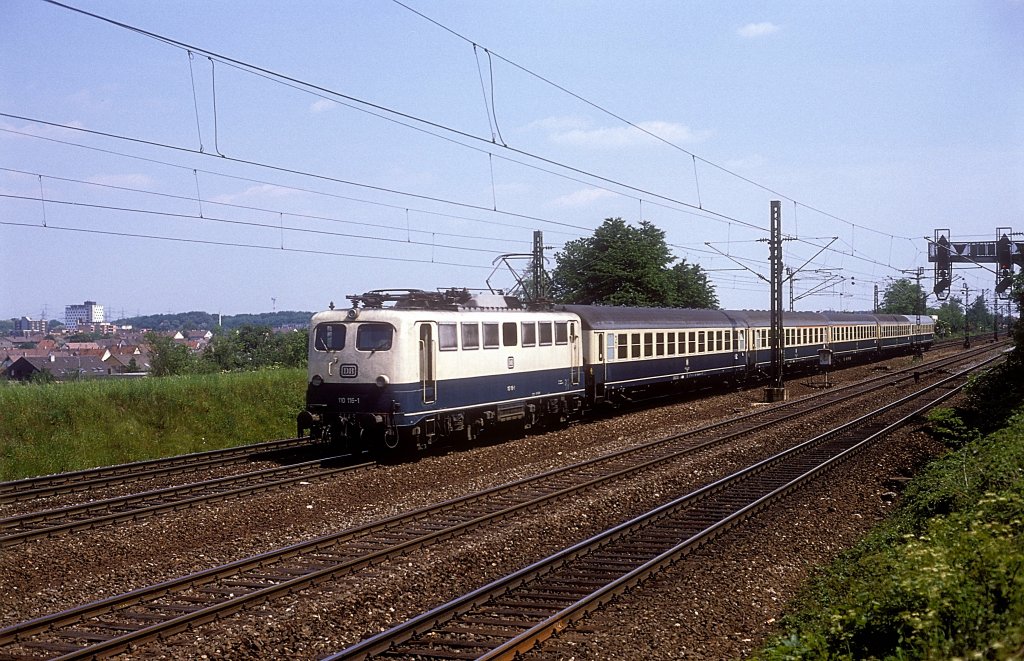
(14, 1), (931, 299)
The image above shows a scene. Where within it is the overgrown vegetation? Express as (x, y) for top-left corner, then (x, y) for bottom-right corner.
(753, 303), (1024, 660)
(0, 369), (306, 480)
(147, 325), (308, 376)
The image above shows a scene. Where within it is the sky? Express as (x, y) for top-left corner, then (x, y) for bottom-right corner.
(2, 0), (1022, 321)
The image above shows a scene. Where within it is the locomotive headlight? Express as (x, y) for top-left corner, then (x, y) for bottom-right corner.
(375, 374), (390, 388)
(311, 374), (323, 386)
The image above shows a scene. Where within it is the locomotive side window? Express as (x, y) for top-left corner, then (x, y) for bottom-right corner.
(313, 323), (346, 351)
(483, 323), (500, 349)
(462, 323), (480, 350)
(356, 323), (393, 351)
(522, 322), (537, 347)
(538, 322), (553, 346)
(617, 333), (628, 359)
(439, 323), (458, 351)
(502, 322), (517, 347)
(555, 322), (569, 345)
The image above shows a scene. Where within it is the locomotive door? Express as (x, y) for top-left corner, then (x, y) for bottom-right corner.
(418, 323), (436, 404)
(569, 322), (581, 386)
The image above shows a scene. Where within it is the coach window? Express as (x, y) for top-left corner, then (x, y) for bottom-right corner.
(666, 332), (675, 355)
(483, 322), (500, 349)
(461, 322), (480, 350)
(438, 323), (458, 351)
(356, 323), (393, 351)
(644, 332), (654, 357)
(502, 322), (517, 347)
(522, 322), (537, 347)
(697, 331), (705, 354)
(555, 322), (569, 345)
(631, 333), (641, 359)
(538, 322), (553, 346)
(617, 333), (628, 359)
(724, 330), (732, 351)
(313, 323), (346, 351)
(688, 331), (697, 354)
(716, 330), (724, 352)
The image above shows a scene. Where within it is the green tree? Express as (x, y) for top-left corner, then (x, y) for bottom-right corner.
(965, 295), (992, 334)
(880, 278), (926, 314)
(935, 298), (965, 337)
(550, 218), (716, 308)
(146, 332), (200, 376)
(667, 259), (718, 309)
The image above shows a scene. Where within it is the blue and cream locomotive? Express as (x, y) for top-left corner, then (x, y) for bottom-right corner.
(297, 289), (934, 455)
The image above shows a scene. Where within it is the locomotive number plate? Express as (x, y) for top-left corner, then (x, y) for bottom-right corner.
(340, 364), (358, 378)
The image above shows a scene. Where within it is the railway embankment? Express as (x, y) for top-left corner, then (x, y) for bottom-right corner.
(0, 369), (305, 480)
(752, 358), (1024, 660)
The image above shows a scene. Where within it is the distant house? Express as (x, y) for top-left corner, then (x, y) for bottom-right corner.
(104, 351), (151, 374)
(7, 355), (111, 381)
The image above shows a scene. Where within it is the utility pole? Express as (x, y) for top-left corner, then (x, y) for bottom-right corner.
(962, 283), (971, 349)
(764, 201), (787, 402)
(532, 230), (546, 303)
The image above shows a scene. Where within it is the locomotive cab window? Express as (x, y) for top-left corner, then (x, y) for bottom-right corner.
(483, 323), (500, 349)
(462, 323), (480, 350)
(355, 323), (393, 351)
(522, 322), (537, 347)
(538, 322), (553, 346)
(439, 323), (458, 351)
(502, 322), (517, 347)
(313, 323), (346, 351)
(555, 322), (569, 345)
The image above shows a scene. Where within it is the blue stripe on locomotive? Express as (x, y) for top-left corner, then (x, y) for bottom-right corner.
(307, 365), (582, 428)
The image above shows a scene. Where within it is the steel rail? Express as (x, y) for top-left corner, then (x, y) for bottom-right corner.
(0, 347), (999, 659)
(0, 436), (317, 504)
(0, 455), (371, 547)
(328, 356), (994, 660)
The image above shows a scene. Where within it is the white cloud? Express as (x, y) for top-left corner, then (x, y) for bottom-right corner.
(737, 22), (781, 38)
(210, 184), (297, 204)
(86, 174), (156, 189)
(551, 187), (617, 208)
(310, 99), (334, 113)
(723, 155), (765, 170)
(536, 116), (712, 149)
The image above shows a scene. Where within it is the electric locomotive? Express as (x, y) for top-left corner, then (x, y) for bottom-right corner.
(297, 289), (585, 455)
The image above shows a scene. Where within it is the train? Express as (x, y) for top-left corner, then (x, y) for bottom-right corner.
(296, 288), (935, 456)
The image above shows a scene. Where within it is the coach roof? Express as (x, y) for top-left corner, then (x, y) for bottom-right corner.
(558, 305), (746, 330)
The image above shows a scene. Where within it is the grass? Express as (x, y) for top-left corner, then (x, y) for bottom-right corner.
(0, 369), (306, 480)
(752, 398), (1024, 660)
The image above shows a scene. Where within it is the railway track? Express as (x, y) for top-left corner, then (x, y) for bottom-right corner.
(0, 345), (1000, 659)
(0, 454), (373, 547)
(0, 436), (320, 505)
(329, 356), (995, 660)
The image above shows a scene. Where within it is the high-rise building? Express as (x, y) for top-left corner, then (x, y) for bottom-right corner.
(65, 301), (104, 330)
(14, 316), (48, 334)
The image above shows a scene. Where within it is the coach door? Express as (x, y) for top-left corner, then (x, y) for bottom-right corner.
(418, 323), (436, 404)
